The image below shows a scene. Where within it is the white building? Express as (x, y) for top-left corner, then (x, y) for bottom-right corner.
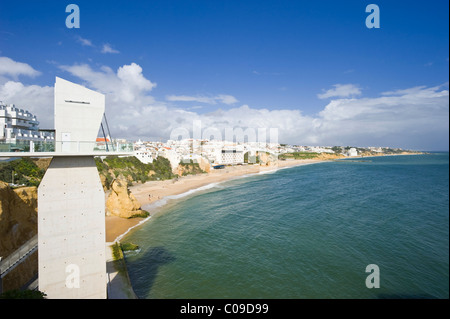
(134, 149), (154, 164)
(180, 153), (203, 163)
(159, 146), (181, 172)
(368, 147), (383, 153)
(0, 103), (54, 143)
(133, 139), (154, 164)
(346, 147), (358, 157)
(218, 149), (244, 165)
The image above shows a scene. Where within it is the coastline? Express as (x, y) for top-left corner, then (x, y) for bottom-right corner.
(104, 158), (325, 242)
(104, 152), (425, 242)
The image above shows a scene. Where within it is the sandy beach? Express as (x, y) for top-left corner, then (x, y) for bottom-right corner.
(105, 158), (327, 242)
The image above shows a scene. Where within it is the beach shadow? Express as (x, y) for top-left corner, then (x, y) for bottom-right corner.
(125, 246), (176, 298)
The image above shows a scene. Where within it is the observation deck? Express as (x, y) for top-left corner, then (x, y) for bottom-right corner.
(0, 140), (133, 157)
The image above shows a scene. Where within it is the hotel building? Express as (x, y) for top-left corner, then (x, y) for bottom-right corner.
(218, 149), (244, 165)
(0, 103), (54, 143)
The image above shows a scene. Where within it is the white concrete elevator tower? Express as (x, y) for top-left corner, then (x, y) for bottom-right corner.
(54, 77), (105, 153)
(37, 77), (107, 298)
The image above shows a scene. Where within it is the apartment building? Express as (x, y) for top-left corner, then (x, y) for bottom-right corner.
(0, 103), (54, 143)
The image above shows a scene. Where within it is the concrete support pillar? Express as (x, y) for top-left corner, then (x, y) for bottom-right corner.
(38, 156), (106, 299)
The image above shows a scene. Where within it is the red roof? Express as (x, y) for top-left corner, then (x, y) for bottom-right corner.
(96, 137), (110, 142)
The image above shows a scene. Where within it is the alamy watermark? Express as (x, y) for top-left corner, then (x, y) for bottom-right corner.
(65, 4), (80, 29)
(64, 4), (381, 30)
(365, 4), (380, 29)
(169, 120), (279, 165)
(169, 120), (278, 145)
(65, 264), (80, 289)
(365, 264), (380, 289)
(65, 4), (380, 29)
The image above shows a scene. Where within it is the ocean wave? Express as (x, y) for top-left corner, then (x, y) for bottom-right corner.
(123, 248), (141, 256)
(167, 182), (221, 200)
(115, 215), (152, 242)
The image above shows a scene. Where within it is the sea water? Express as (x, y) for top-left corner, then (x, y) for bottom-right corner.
(123, 153), (449, 299)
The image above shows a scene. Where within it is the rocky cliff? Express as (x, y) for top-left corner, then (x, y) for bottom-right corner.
(315, 153), (346, 160)
(96, 156), (175, 191)
(257, 152), (279, 166)
(0, 181), (38, 291)
(176, 162), (207, 176)
(197, 156), (211, 173)
(105, 179), (148, 219)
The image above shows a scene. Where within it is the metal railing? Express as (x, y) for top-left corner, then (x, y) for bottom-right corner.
(0, 235), (38, 279)
(0, 140), (134, 153)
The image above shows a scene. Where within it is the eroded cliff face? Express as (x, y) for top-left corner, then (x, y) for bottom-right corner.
(105, 179), (147, 219)
(176, 164), (205, 177)
(0, 182), (37, 258)
(197, 157), (211, 173)
(0, 181), (38, 291)
(257, 152), (278, 166)
(315, 153), (346, 160)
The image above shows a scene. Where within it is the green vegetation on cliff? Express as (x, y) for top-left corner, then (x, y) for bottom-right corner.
(0, 158), (45, 187)
(0, 156), (176, 190)
(278, 152), (320, 160)
(0, 289), (46, 299)
(96, 155), (175, 189)
(178, 160), (206, 176)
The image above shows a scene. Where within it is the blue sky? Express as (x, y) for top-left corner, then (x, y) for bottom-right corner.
(0, 0), (448, 150)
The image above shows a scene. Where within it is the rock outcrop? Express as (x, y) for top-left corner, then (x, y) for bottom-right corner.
(0, 182), (37, 259)
(176, 163), (205, 176)
(106, 179), (148, 219)
(197, 157), (211, 173)
(257, 152), (278, 166)
(0, 181), (38, 291)
(315, 153), (346, 160)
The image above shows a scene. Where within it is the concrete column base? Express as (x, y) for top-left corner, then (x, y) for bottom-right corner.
(38, 156), (106, 299)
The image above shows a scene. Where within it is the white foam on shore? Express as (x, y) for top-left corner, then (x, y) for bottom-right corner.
(166, 182), (221, 200)
(114, 215), (152, 242)
(140, 182), (222, 212)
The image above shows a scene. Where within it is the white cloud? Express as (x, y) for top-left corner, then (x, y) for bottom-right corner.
(252, 70), (283, 76)
(316, 83), (449, 149)
(380, 85), (446, 97)
(45, 60), (450, 150)
(0, 81), (54, 128)
(318, 83), (362, 99)
(1, 56), (447, 150)
(75, 37), (120, 54)
(166, 94), (238, 105)
(101, 43), (120, 54)
(166, 95), (211, 103)
(217, 94), (239, 105)
(187, 105), (203, 110)
(0, 57), (50, 127)
(159, 84), (449, 149)
(59, 62), (156, 104)
(0, 56), (41, 79)
(76, 36), (93, 47)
